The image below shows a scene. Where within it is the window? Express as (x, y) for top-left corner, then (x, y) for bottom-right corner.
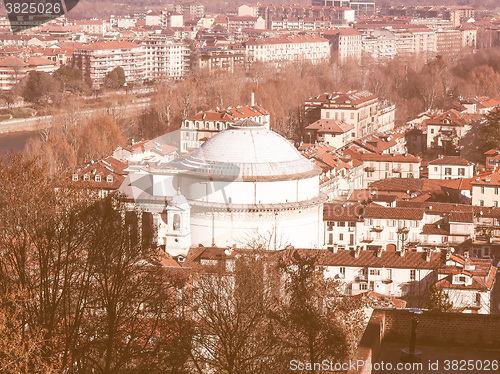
(388, 220), (395, 227)
(431, 129), (434, 134)
(329, 233), (333, 244)
(495, 187), (499, 195)
(95, 175), (101, 182)
(106, 175), (113, 183)
(369, 281), (374, 291)
(173, 214), (181, 231)
(434, 167), (438, 172)
(458, 168), (465, 176)
(386, 269), (392, 279)
(338, 221), (345, 227)
(83, 174), (90, 181)
(410, 269), (416, 281)
(340, 267), (345, 275)
(476, 293), (481, 304)
(325, 111), (330, 119)
(339, 233), (344, 241)
(72, 174), (78, 181)
(495, 202), (498, 208)
(481, 187), (485, 194)
(445, 168), (452, 175)
(409, 164), (414, 172)
(359, 283), (368, 291)
(480, 200), (484, 206)
(369, 269), (380, 276)
(459, 276), (466, 283)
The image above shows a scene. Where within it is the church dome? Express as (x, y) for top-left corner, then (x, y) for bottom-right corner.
(180, 119), (320, 180)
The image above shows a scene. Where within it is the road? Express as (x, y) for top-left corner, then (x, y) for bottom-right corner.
(0, 97), (151, 134)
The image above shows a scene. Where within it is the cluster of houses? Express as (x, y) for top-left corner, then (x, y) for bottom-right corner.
(0, 1), (499, 89)
(68, 88), (500, 314)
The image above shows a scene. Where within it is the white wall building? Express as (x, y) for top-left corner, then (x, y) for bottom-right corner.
(428, 156), (474, 180)
(120, 120), (326, 256)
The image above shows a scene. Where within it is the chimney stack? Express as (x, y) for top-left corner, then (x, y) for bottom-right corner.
(251, 92), (255, 107)
(425, 249), (431, 262)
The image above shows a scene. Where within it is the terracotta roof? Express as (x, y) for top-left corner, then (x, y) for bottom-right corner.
(281, 248), (444, 270)
(422, 224), (449, 235)
(358, 153), (421, 163)
(364, 204), (424, 220)
(450, 211), (474, 223)
(470, 171), (500, 186)
(352, 291), (407, 308)
(307, 90), (377, 107)
(78, 41), (140, 50)
(305, 119), (354, 134)
(323, 203), (364, 221)
(186, 105), (269, 122)
(428, 156), (473, 166)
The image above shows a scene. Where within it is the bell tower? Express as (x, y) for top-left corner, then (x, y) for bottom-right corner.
(159, 190), (191, 257)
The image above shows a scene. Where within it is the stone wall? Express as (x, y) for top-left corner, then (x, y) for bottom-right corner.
(347, 309), (500, 374)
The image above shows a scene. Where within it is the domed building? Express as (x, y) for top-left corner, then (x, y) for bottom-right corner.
(119, 119), (326, 255)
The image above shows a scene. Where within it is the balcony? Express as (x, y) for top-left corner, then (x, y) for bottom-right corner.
(355, 274), (368, 282)
(365, 166), (375, 172)
(397, 227), (410, 234)
(371, 226), (384, 232)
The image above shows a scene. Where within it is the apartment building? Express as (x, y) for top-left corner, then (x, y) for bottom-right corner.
(239, 4), (354, 29)
(324, 203), (364, 250)
(244, 34), (330, 65)
(305, 119), (355, 148)
(322, 28), (362, 60)
(428, 156), (474, 180)
(358, 153), (421, 188)
(74, 19), (106, 36)
(73, 41), (146, 88)
(142, 34), (190, 80)
(426, 109), (477, 153)
(471, 172), (500, 207)
(435, 29), (462, 56)
(305, 90), (396, 138)
(0, 56), (57, 90)
(180, 103), (270, 152)
(173, 2), (204, 19)
(198, 48), (245, 74)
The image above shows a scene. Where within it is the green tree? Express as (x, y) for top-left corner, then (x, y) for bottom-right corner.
(274, 251), (365, 373)
(104, 67), (126, 89)
(479, 108), (500, 155)
(427, 286), (453, 312)
(53, 66), (91, 95)
(21, 71), (61, 104)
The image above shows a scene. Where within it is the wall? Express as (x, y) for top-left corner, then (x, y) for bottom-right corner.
(348, 309), (500, 374)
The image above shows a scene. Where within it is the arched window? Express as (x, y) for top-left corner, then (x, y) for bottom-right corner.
(173, 214), (180, 231)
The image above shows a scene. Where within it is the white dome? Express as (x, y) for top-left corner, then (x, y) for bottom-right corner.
(181, 120), (319, 180)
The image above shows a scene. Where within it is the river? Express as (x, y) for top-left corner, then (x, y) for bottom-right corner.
(0, 131), (38, 155)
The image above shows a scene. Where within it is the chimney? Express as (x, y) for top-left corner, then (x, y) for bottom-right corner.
(251, 92), (255, 106)
(399, 248), (406, 257)
(464, 250), (469, 260)
(375, 247), (383, 257)
(332, 244), (338, 254)
(445, 247), (451, 260)
(353, 246), (361, 258)
(425, 249), (432, 262)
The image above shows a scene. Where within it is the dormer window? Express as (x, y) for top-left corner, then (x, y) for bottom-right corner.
(453, 274), (471, 285)
(72, 174), (78, 181)
(83, 174), (90, 181)
(106, 175), (113, 182)
(95, 175), (101, 182)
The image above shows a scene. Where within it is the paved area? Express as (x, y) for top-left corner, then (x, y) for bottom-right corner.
(374, 341), (500, 374)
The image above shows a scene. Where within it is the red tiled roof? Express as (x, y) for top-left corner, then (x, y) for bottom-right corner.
(428, 156), (473, 166)
(281, 248), (444, 270)
(364, 204), (424, 220)
(306, 119), (354, 134)
(323, 203), (364, 221)
(358, 153), (421, 163)
(422, 224), (449, 235)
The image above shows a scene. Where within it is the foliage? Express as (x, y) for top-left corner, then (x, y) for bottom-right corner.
(427, 286), (453, 312)
(0, 153), (193, 373)
(21, 71), (61, 105)
(53, 66), (91, 95)
(104, 67), (126, 89)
